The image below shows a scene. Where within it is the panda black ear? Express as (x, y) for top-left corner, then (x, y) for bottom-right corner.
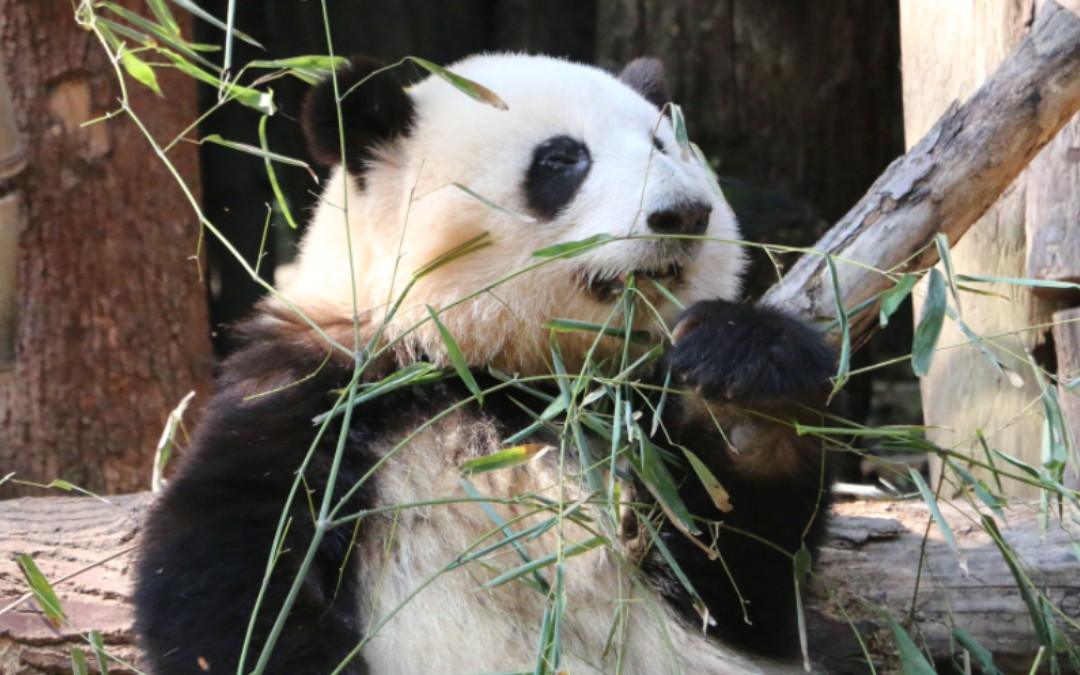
(618, 57), (671, 109)
(301, 55), (416, 182)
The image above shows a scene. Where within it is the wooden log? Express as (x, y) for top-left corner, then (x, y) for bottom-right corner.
(1053, 307), (1080, 489)
(1, 495), (1076, 674)
(760, 0), (1080, 349)
(0, 494), (149, 674)
(809, 500), (1080, 674)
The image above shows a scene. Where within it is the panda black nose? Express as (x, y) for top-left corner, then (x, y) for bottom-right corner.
(646, 201), (712, 236)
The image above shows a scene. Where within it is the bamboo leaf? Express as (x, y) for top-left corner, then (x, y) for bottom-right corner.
(825, 255), (850, 394)
(879, 273), (918, 328)
(458, 477), (549, 593)
(690, 141), (723, 198)
(258, 116), (301, 229)
(166, 0), (263, 47)
(957, 274), (1080, 293)
(145, 0), (180, 35)
(483, 536), (604, 588)
(947, 459), (1006, 522)
(12, 478), (110, 502)
(680, 448), (732, 513)
(794, 544), (813, 673)
(119, 49), (162, 95)
(981, 515), (1051, 647)
(460, 444), (553, 475)
(503, 393), (569, 445)
(912, 268), (947, 376)
(71, 649), (89, 675)
(407, 57), (508, 110)
(884, 614), (937, 675)
(542, 318), (651, 344)
(16, 555), (65, 627)
(90, 630), (109, 674)
(311, 363), (442, 424)
(247, 55), (347, 77)
(412, 232), (492, 278)
(532, 234), (613, 259)
(427, 306), (483, 405)
(670, 103), (692, 161)
(103, 3), (218, 68)
(629, 434), (700, 535)
(200, 134), (313, 176)
(452, 182), (536, 222)
(638, 513), (714, 628)
(245, 55), (347, 85)
(953, 627), (1002, 675)
(909, 468), (968, 574)
(990, 448), (1041, 478)
(934, 234), (963, 316)
(160, 51), (274, 113)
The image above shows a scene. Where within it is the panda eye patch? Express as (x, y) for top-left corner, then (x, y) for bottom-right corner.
(525, 135), (592, 220)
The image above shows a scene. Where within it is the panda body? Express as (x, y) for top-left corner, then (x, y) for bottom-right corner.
(134, 54), (833, 675)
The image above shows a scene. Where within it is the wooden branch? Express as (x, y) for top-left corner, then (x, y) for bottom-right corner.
(762, 0), (1080, 346)
(808, 500), (1080, 674)
(1, 494), (1076, 674)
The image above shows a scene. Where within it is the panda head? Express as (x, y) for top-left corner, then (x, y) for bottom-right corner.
(284, 54), (744, 372)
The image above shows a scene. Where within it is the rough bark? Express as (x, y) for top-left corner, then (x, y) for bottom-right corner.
(0, 1), (213, 496)
(1, 495), (1075, 674)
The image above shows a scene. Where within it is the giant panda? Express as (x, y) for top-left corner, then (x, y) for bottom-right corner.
(133, 53), (835, 675)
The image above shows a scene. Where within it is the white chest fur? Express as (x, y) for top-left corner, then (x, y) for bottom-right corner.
(350, 412), (764, 675)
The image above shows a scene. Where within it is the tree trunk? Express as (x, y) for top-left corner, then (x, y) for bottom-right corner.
(900, 0), (1069, 497)
(1, 494), (1074, 674)
(0, 2), (213, 497)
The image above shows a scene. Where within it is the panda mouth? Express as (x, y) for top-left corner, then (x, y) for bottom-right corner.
(577, 262), (685, 302)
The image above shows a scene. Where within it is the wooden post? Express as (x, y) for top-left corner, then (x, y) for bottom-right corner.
(1027, 119), (1080, 300)
(1053, 307), (1080, 489)
(900, 0), (1067, 497)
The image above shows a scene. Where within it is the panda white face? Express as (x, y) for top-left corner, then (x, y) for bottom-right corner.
(285, 54), (744, 372)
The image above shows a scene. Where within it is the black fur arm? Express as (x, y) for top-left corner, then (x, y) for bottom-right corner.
(651, 299), (834, 657)
(133, 328), (374, 675)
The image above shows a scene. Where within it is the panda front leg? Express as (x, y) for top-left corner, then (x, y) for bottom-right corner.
(650, 299), (835, 658)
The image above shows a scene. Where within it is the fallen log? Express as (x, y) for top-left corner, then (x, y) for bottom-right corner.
(1, 495), (1076, 674)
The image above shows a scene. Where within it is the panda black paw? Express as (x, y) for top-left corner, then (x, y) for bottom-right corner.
(664, 300), (834, 404)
